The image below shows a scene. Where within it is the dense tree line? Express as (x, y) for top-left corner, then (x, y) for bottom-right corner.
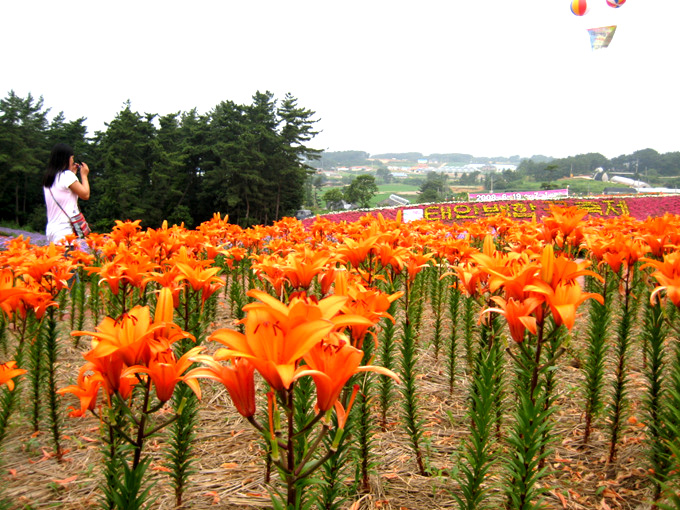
(0, 90), (320, 232)
(316, 151), (371, 169)
(517, 150), (680, 184)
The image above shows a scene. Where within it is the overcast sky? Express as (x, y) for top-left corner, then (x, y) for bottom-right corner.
(2, 0), (678, 159)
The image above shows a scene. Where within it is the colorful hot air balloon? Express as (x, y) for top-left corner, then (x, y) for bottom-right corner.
(606, 0), (626, 7)
(570, 0), (589, 16)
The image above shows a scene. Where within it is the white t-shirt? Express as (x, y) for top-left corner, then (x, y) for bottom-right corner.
(44, 170), (79, 244)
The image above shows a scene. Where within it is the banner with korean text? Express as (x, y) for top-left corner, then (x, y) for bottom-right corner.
(302, 195), (680, 227)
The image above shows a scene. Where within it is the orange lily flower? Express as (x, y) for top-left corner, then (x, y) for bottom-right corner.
(551, 256), (601, 287)
(525, 281), (603, 330)
(86, 257), (127, 295)
(281, 246), (335, 290)
(0, 269), (31, 315)
(639, 214), (674, 258)
(452, 263), (485, 298)
(0, 361), (27, 391)
(74, 305), (165, 366)
(118, 251), (158, 292)
(642, 251), (680, 307)
(109, 220), (143, 247)
(333, 384), (359, 432)
(137, 225), (186, 265)
(123, 346), (204, 403)
(435, 236), (478, 266)
(482, 296), (541, 343)
(317, 266), (341, 296)
(335, 234), (381, 269)
(81, 354), (130, 398)
(602, 233), (650, 273)
(544, 205), (589, 239)
(151, 287), (194, 350)
(601, 251), (627, 275)
(57, 367), (103, 417)
(209, 289), (367, 390)
(333, 271), (403, 348)
(224, 246), (248, 270)
(473, 249), (540, 301)
(251, 252), (289, 297)
(0, 279), (55, 320)
(174, 261), (224, 302)
(184, 354), (256, 417)
(16, 243), (65, 286)
(404, 250), (435, 283)
(143, 266), (184, 307)
(86, 248), (157, 295)
(538, 243), (601, 288)
(373, 241), (410, 275)
(296, 341), (399, 412)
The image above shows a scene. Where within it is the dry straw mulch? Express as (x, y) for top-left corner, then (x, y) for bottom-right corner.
(0, 303), (662, 510)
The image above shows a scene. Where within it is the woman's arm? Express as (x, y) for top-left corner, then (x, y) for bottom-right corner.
(69, 163), (90, 200)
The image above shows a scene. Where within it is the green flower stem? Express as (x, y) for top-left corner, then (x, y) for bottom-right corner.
(26, 313), (44, 432)
(463, 294), (477, 373)
(582, 268), (613, 444)
(292, 411), (324, 439)
(44, 306), (63, 460)
(398, 275), (428, 476)
(247, 414), (266, 434)
(168, 285), (210, 507)
(353, 334), (377, 492)
(132, 380), (152, 470)
(607, 266), (638, 464)
(0, 313), (7, 357)
(88, 272), (102, 326)
(642, 293), (672, 503)
(455, 317), (501, 509)
(296, 447), (336, 481)
(430, 260), (445, 359)
(447, 279), (461, 395)
(293, 425), (329, 477)
(504, 318), (554, 510)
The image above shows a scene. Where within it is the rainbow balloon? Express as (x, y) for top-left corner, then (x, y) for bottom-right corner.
(570, 0), (589, 16)
(606, 0), (626, 7)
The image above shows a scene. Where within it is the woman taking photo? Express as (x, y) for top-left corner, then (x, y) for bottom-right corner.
(42, 143), (90, 244)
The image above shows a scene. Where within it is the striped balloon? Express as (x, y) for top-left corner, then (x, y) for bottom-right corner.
(570, 0), (589, 16)
(606, 0), (626, 7)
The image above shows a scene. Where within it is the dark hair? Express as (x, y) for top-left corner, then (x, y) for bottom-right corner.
(42, 143), (74, 188)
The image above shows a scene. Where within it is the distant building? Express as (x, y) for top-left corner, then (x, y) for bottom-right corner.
(460, 163), (517, 173)
(594, 168), (650, 188)
(389, 194), (410, 206)
(295, 209), (313, 219)
(611, 176), (650, 188)
(327, 199), (354, 211)
(378, 194), (411, 207)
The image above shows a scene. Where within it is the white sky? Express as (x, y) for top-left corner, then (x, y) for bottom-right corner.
(2, 0), (678, 159)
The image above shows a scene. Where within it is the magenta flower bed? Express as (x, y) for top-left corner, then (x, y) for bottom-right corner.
(304, 195), (680, 226)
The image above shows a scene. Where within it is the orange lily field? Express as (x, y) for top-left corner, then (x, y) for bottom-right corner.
(1, 196), (680, 510)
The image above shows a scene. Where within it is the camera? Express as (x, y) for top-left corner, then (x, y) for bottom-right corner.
(74, 155), (83, 165)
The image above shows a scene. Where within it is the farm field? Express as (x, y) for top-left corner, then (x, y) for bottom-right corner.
(1, 203), (680, 510)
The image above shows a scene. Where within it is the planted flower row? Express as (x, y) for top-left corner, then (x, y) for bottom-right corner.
(0, 207), (679, 508)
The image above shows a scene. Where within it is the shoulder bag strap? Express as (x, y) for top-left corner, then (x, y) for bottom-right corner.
(48, 186), (78, 221)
